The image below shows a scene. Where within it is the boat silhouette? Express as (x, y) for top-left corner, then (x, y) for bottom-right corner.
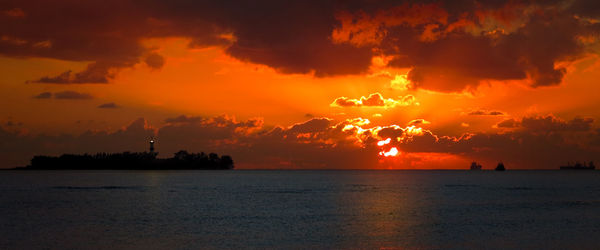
(470, 161), (482, 170)
(560, 161), (595, 170)
(495, 162), (506, 171)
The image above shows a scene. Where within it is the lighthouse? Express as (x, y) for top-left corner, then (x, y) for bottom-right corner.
(149, 138), (155, 153)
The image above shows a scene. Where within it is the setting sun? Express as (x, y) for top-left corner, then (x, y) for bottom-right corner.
(379, 147), (400, 157)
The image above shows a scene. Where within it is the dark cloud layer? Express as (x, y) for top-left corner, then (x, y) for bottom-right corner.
(164, 115), (204, 124)
(53, 91), (93, 100)
(468, 109), (506, 116)
(335, 1), (600, 91)
(32, 91), (94, 100)
(33, 92), (51, 99)
(1, 0), (372, 83)
(28, 62), (118, 84)
(97, 102), (119, 109)
(2, 1), (598, 90)
(1, 114), (597, 169)
(497, 115), (594, 132)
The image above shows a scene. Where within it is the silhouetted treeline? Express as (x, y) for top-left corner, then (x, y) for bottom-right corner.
(25, 150), (234, 170)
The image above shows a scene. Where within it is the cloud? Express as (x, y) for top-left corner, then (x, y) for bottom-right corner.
(370, 118), (599, 168)
(97, 102), (119, 109)
(28, 71), (72, 84)
(1, 1), (373, 84)
(390, 74), (412, 90)
(331, 93), (417, 108)
(0, 113), (598, 169)
(0, 115), (374, 168)
(496, 115), (594, 132)
(467, 109), (506, 116)
(521, 116), (594, 132)
(407, 119), (430, 126)
(32, 91), (94, 100)
(153, 114), (596, 168)
(164, 115), (204, 124)
(2, 1), (598, 89)
(53, 91), (93, 100)
(3, 8), (25, 18)
(287, 117), (332, 134)
(28, 62), (117, 84)
(219, 2), (374, 77)
(144, 53), (165, 70)
(33, 92), (52, 99)
(0, 117), (156, 168)
(160, 115), (263, 141)
(4, 121), (22, 127)
(332, 1), (600, 92)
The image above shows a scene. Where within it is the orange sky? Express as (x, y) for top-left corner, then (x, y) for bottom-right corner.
(1, 1), (599, 169)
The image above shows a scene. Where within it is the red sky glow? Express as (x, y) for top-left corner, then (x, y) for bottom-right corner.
(1, 0), (600, 169)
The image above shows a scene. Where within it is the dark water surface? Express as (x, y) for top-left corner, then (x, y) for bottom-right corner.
(2, 170), (600, 249)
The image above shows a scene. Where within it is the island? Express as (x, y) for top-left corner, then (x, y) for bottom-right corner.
(19, 140), (234, 170)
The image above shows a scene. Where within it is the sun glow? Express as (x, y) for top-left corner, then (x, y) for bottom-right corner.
(390, 74), (411, 90)
(377, 138), (391, 146)
(405, 126), (424, 136)
(379, 147), (399, 157)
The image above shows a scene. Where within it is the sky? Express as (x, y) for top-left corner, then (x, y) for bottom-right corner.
(1, 0), (600, 169)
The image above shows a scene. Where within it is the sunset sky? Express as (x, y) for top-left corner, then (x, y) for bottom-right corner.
(1, 0), (600, 169)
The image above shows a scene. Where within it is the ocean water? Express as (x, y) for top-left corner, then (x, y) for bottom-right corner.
(1, 170), (600, 249)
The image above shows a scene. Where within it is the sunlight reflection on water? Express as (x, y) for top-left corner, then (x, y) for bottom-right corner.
(1, 170), (600, 249)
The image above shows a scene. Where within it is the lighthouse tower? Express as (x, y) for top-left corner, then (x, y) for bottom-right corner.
(149, 138), (155, 153)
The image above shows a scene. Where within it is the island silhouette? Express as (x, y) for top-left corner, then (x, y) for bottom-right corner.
(21, 140), (234, 170)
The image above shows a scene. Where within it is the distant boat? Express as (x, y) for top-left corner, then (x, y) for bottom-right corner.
(560, 161), (595, 170)
(495, 162), (505, 171)
(470, 161), (482, 170)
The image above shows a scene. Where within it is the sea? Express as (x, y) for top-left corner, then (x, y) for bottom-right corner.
(1, 170), (600, 249)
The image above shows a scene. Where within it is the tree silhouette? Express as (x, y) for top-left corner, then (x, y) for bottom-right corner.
(26, 150), (234, 170)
